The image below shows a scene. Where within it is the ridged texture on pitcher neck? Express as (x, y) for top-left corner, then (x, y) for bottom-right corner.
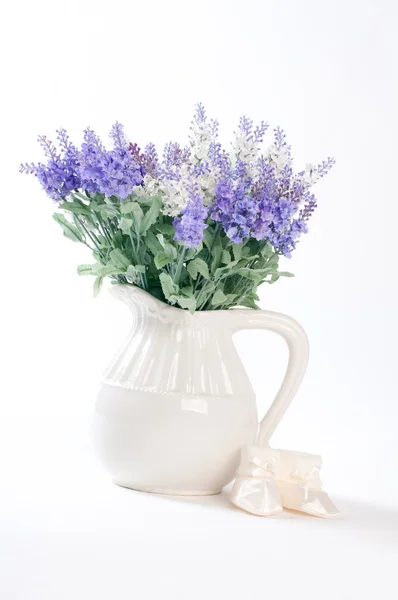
(102, 285), (255, 397)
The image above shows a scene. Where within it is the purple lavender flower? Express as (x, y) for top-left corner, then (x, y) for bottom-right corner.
(142, 142), (159, 176)
(315, 157), (336, 178)
(109, 122), (128, 149)
(96, 148), (143, 199)
(273, 127), (291, 153)
(160, 142), (190, 181)
(128, 142), (145, 164)
(80, 124), (143, 199)
(225, 195), (258, 243)
(253, 121), (268, 143)
(269, 216), (308, 257)
(212, 181), (260, 243)
(194, 102), (206, 124)
(208, 140), (229, 175)
(20, 105), (334, 263)
(252, 196), (274, 240)
(163, 143), (181, 168)
(239, 116), (253, 138)
(211, 181), (234, 221)
(205, 117), (230, 176)
(193, 161), (211, 177)
(238, 116), (268, 144)
(173, 186), (208, 248)
(211, 174), (309, 252)
(273, 198), (297, 227)
(300, 192), (317, 221)
(79, 128), (105, 194)
(35, 160), (80, 200)
(20, 130), (81, 200)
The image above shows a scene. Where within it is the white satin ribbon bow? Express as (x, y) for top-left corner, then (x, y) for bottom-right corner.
(230, 447), (340, 518)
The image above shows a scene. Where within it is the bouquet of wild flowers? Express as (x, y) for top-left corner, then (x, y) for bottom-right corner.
(20, 104), (334, 311)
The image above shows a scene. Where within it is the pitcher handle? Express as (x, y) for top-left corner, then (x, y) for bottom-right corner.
(229, 309), (309, 446)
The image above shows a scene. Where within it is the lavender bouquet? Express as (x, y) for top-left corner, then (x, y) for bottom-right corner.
(20, 104), (334, 311)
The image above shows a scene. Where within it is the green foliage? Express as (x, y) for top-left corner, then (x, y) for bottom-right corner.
(54, 191), (293, 311)
(53, 213), (84, 243)
(110, 249), (130, 269)
(187, 258), (210, 281)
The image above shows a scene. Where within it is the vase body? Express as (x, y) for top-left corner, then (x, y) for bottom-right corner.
(93, 285), (309, 495)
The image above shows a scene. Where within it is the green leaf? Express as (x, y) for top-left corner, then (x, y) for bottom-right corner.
(211, 289), (227, 306)
(278, 271), (294, 278)
(119, 217), (133, 233)
(111, 230), (124, 249)
(240, 296), (260, 309)
(110, 249), (130, 269)
(120, 201), (136, 214)
(98, 264), (124, 276)
(156, 233), (177, 260)
(71, 213), (86, 237)
(241, 245), (254, 258)
(169, 295), (197, 312)
(126, 265), (138, 282)
(89, 192), (105, 203)
(238, 254), (259, 264)
(93, 276), (103, 298)
(232, 243), (243, 261)
(59, 201), (91, 216)
(156, 233), (165, 248)
(155, 222), (176, 236)
(234, 267), (271, 282)
(260, 242), (274, 259)
(125, 264), (146, 283)
(164, 242), (178, 261)
(146, 230), (163, 256)
(213, 260), (239, 280)
(140, 195), (162, 235)
(266, 253), (279, 268)
(154, 253), (171, 269)
(159, 272), (179, 299)
(89, 201), (99, 212)
(180, 285), (193, 297)
(185, 242), (203, 260)
(187, 258), (210, 280)
(221, 293), (238, 306)
(210, 237), (223, 275)
(196, 281), (215, 307)
(78, 260), (125, 278)
(203, 228), (215, 251)
(77, 263), (100, 276)
(221, 250), (231, 265)
(100, 205), (120, 218)
(53, 213), (84, 243)
(90, 199), (106, 212)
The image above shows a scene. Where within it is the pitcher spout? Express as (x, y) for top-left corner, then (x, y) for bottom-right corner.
(108, 283), (149, 311)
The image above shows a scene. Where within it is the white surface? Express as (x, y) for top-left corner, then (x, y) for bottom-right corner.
(1, 0), (398, 597)
(1, 417), (397, 600)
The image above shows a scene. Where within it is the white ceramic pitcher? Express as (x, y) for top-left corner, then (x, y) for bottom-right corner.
(93, 285), (309, 495)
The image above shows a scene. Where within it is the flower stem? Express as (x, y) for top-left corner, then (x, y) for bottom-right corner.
(97, 213), (113, 246)
(75, 216), (104, 258)
(174, 247), (186, 285)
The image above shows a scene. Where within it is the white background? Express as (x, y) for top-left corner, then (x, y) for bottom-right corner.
(1, 0), (397, 598)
